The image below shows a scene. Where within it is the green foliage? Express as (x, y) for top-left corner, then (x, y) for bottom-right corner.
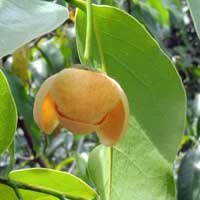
(0, 70), (17, 154)
(88, 146), (110, 200)
(146, 0), (169, 25)
(187, 0), (200, 39)
(76, 4), (186, 199)
(0, 0), (199, 199)
(0, 0), (68, 58)
(0, 184), (17, 200)
(177, 148), (200, 200)
(76, 4), (186, 161)
(3, 70), (41, 154)
(6, 168), (97, 200)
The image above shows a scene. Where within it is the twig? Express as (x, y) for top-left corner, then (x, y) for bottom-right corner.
(18, 117), (47, 168)
(0, 177), (81, 200)
(0, 178), (23, 200)
(16, 156), (34, 162)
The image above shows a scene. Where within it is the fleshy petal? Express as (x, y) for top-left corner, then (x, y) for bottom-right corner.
(96, 90), (129, 146)
(56, 106), (95, 134)
(33, 66), (129, 145)
(33, 75), (59, 134)
(50, 68), (121, 124)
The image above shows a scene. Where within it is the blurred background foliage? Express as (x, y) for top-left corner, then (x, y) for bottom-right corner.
(0, 0), (200, 198)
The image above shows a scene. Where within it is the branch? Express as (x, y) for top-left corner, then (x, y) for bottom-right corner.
(0, 177), (82, 200)
(18, 117), (47, 168)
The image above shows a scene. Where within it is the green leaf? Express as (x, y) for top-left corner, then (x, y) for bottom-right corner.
(0, 184), (57, 200)
(76, 3), (186, 164)
(75, 153), (90, 184)
(0, 0), (68, 58)
(177, 149), (200, 200)
(0, 70), (17, 154)
(9, 168), (97, 200)
(187, 0), (200, 39)
(147, 0), (169, 25)
(88, 146), (110, 200)
(3, 70), (41, 154)
(0, 184), (17, 200)
(76, 4), (186, 200)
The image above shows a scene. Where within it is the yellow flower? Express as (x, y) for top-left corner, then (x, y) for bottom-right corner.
(33, 65), (129, 146)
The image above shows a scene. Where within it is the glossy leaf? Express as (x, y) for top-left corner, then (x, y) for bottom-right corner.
(187, 0), (200, 39)
(147, 0), (169, 25)
(76, 4), (186, 200)
(9, 168), (97, 200)
(0, 184), (17, 200)
(0, 0), (68, 58)
(0, 70), (17, 154)
(131, 3), (167, 43)
(0, 183), (57, 200)
(88, 146), (110, 200)
(75, 153), (90, 184)
(3, 70), (41, 153)
(177, 148), (200, 200)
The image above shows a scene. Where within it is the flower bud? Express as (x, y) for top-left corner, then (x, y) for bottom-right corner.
(33, 65), (129, 146)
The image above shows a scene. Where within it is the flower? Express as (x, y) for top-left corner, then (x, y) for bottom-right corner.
(33, 65), (129, 146)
